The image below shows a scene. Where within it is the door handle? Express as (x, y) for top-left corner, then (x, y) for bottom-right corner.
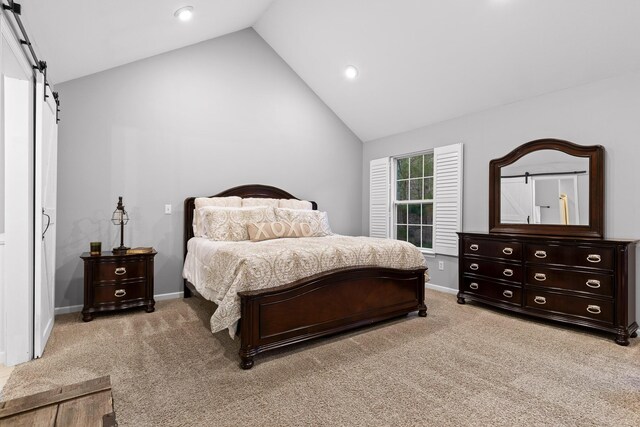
(42, 209), (51, 240)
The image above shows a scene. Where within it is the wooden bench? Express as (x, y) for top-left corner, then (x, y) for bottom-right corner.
(0, 376), (116, 426)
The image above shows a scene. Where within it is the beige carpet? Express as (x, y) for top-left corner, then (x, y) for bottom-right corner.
(3, 289), (639, 426)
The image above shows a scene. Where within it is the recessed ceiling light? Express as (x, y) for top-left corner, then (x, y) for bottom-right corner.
(174, 6), (194, 21)
(344, 65), (358, 79)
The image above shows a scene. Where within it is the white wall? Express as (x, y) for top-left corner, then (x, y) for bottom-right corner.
(0, 234), (5, 364)
(54, 28), (363, 309)
(363, 71), (640, 292)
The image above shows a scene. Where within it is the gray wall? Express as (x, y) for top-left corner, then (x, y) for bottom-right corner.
(55, 28), (363, 308)
(363, 71), (640, 292)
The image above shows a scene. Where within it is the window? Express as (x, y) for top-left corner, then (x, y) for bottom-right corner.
(369, 143), (463, 256)
(394, 153), (434, 249)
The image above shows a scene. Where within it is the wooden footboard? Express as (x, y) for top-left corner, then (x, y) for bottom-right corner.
(238, 266), (427, 369)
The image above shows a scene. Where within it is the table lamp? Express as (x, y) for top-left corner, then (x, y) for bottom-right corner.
(111, 196), (130, 254)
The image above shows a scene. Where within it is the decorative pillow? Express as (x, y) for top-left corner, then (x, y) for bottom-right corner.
(193, 196), (242, 237)
(247, 221), (314, 242)
(274, 208), (333, 237)
(199, 206), (276, 241)
(278, 199), (313, 210)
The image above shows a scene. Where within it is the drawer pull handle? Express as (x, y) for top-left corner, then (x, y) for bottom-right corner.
(502, 247), (513, 255)
(586, 305), (601, 314)
(503, 290), (513, 298)
(587, 254), (602, 263)
(586, 279), (601, 289)
(503, 269), (513, 277)
(534, 273), (547, 281)
(114, 289), (126, 298)
(470, 244), (479, 251)
(469, 263), (479, 271)
(534, 250), (547, 259)
(469, 282), (479, 290)
(115, 267), (127, 276)
(534, 296), (546, 305)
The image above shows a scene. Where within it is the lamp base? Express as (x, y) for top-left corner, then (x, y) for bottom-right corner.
(112, 246), (130, 255)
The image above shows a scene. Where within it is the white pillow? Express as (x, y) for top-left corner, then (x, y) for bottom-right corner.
(199, 206), (276, 241)
(242, 197), (280, 208)
(278, 199), (313, 210)
(193, 196), (242, 237)
(274, 208), (333, 237)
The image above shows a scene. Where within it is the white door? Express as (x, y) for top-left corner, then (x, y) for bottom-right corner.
(500, 177), (533, 224)
(34, 75), (58, 358)
(2, 15), (35, 366)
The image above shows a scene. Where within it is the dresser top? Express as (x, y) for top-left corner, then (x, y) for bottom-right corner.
(458, 232), (638, 245)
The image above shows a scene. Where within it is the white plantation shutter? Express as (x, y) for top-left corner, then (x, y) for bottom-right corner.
(434, 143), (463, 256)
(369, 157), (391, 238)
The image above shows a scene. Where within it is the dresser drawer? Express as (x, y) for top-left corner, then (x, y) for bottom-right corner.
(461, 277), (521, 305)
(463, 237), (522, 261)
(93, 281), (146, 304)
(525, 244), (614, 270)
(94, 259), (146, 282)
(525, 267), (613, 297)
(462, 259), (522, 283)
(524, 290), (613, 324)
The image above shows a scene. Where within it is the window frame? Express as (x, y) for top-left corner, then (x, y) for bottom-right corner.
(391, 150), (435, 254)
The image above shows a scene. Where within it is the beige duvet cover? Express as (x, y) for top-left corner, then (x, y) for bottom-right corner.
(182, 235), (427, 337)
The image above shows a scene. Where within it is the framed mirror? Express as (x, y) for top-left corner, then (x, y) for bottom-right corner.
(489, 139), (604, 238)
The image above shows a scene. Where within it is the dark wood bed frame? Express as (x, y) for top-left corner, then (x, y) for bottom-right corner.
(183, 184), (428, 369)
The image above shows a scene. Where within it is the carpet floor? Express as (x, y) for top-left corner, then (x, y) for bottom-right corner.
(2, 289), (639, 426)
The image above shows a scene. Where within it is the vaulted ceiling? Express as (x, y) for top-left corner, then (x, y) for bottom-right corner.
(14, 0), (640, 142)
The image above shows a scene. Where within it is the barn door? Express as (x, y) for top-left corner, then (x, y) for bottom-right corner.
(3, 13), (36, 366)
(33, 75), (58, 358)
(500, 177), (533, 224)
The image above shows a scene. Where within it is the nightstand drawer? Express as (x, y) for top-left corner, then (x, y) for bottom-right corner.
(94, 260), (145, 282)
(94, 281), (146, 304)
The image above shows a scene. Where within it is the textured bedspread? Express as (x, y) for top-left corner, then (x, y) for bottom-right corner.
(182, 235), (427, 337)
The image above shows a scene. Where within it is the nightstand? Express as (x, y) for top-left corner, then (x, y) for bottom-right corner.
(80, 250), (157, 321)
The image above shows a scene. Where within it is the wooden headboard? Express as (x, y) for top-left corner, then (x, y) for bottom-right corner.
(183, 184), (317, 260)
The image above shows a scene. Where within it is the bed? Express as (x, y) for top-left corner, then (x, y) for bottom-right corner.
(183, 184), (428, 369)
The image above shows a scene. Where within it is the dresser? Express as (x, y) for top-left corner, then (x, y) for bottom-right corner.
(457, 232), (637, 345)
(81, 250), (156, 321)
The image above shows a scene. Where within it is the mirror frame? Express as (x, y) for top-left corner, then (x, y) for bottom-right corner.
(489, 138), (604, 238)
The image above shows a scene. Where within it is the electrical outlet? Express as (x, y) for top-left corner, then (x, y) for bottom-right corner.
(164, 204), (172, 215)
(438, 261), (444, 271)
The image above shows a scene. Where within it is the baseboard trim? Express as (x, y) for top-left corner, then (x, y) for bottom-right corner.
(54, 291), (186, 315)
(54, 304), (83, 315)
(0, 351), (6, 365)
(155, 291), (184, 301)
(425, 282), (457, 295)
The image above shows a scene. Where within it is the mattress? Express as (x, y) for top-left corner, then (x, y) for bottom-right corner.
(182, 235), (427, 337)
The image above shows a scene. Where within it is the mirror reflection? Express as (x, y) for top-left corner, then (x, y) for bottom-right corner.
(500, 150), (589, 225)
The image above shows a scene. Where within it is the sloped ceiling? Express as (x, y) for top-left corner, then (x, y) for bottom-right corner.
(255, 0), (640, 141)
(16, 0), (275, 84)
(12, 0), (640, 142)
